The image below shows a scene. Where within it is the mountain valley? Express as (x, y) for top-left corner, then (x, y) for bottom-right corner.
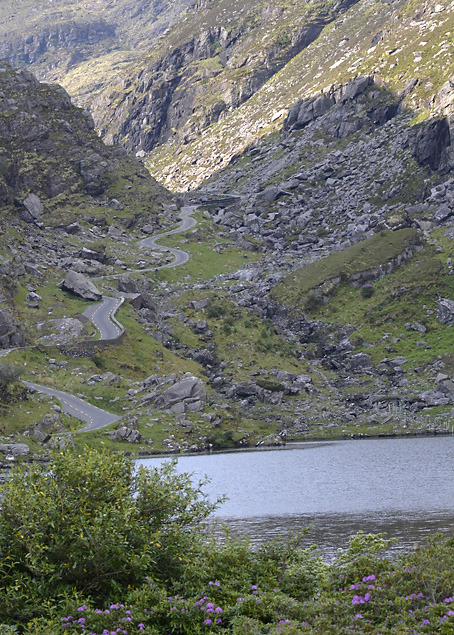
(1, 0), (454, 459)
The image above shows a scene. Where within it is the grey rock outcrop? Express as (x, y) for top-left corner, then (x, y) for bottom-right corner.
(437, 298), (454, 326)
(60, 270), (102, 301)
(110, 424), (143, 443)
(0, 306), (25, 348)
(118, 274), (140, 294)
(347, 353), (373, 372)
(284, 77), (374, 132)
(154, 376), (207, 414)
(36, 318), (88, 344)
(0, 443), (30, 456)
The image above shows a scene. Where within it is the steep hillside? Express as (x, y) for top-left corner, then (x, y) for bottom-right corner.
(91, 0), (361, 156)
(94, 0), (453, 191)
(0, 61), (175, 349)
(0, 0), (192, 106)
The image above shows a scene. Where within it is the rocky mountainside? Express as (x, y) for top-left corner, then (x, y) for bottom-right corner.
(0, 0), (192, 106)
(0, 61), (175, 349)
(3, 1), (454, 458)
(91, 0), (360, 155)
(85, 0), (454, 192)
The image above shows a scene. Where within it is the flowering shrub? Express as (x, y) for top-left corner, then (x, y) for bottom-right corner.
(0, 449), (221, 622)
(0, 450), (453, 635)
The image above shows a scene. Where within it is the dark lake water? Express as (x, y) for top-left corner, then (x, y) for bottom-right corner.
(139, 436), (454, 554)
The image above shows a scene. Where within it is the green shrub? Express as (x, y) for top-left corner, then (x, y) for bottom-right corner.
(0, 450), (221, 622)
(303, 290), (323, 312)
(255, 378), (285, 392)
(0, 363), (21, 402)
(360, 283), (375, 298)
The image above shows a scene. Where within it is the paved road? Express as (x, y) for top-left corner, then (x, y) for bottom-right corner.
(138, 205), (197, 269)
(84, 205), (197, 340)
(24, 381), (121, 432)
(83, 295), (124, 341)
(16, 206), (198, 432)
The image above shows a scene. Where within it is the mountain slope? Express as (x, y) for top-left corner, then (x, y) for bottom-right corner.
(90, 0), (454, 191)
(0, 61), (175, 349)
(0, 0), (193, 106)
(90, 0), (361, 158)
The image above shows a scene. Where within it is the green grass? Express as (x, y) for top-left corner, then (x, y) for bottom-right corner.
(297, 235), (454, 368)
(0, 391), (80, 438)
(90, 305), (205, 381)
(171, 293), (309, 383)
(271, 228), (419, 308)
(152, 214), (260, 284)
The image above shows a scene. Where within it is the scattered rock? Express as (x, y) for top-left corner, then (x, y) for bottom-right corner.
(437, 298), (454, 325)
(60, 270), (102, 301)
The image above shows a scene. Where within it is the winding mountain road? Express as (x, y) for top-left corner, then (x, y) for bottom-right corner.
(21, 205), (197, 432)
(23, 382), (121, 432)
(84, 206), (196, 339)
(83, 295), (124, 341)
(138, 205), (197, 269)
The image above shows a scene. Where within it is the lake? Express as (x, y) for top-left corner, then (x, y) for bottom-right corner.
(139, 436), (454, 554)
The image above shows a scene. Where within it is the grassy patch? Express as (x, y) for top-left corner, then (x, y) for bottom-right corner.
(271, 228), (419, 308)
(299, 237), (454, 368)
(152, 214), (260, 284)
(172, 294), (309, 383)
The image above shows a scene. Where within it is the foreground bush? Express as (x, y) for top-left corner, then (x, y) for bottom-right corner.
(0, 449), (220, 623)
(0, 449), (453, 634)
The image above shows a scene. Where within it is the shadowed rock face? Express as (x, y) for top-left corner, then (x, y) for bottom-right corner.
(0, 61), (173, 216)
(0, 307), (25, 348)
(0, 63), (110, 202)
(413, 118), (451, 170)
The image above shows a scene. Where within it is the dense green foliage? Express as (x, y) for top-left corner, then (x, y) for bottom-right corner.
(0, 450), (453, 634)
(0, 363), (21, 402)
(0, 450), (220, 623)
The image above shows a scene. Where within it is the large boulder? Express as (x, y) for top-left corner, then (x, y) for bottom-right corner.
(23, 193), (42, 220)
(437, 298), (454, 326)
(118, 274), (140, 294)
(0, 443), (30, 456)
(60, 270), (102, 301)
(109, 424), (143, 443)
(154, 376), (207, 414)
(348, 353), (373, 372)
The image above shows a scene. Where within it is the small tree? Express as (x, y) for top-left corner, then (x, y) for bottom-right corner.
(0, 449), (221, 622)
(0, 363), (21, 402)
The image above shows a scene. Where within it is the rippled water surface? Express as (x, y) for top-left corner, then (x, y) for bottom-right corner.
(139, 437), (454, 552)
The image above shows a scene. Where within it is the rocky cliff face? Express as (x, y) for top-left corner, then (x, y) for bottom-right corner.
(132, 0), (454, 191)
(91, 0), (360, 155)
(0, 62), (172, 212)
